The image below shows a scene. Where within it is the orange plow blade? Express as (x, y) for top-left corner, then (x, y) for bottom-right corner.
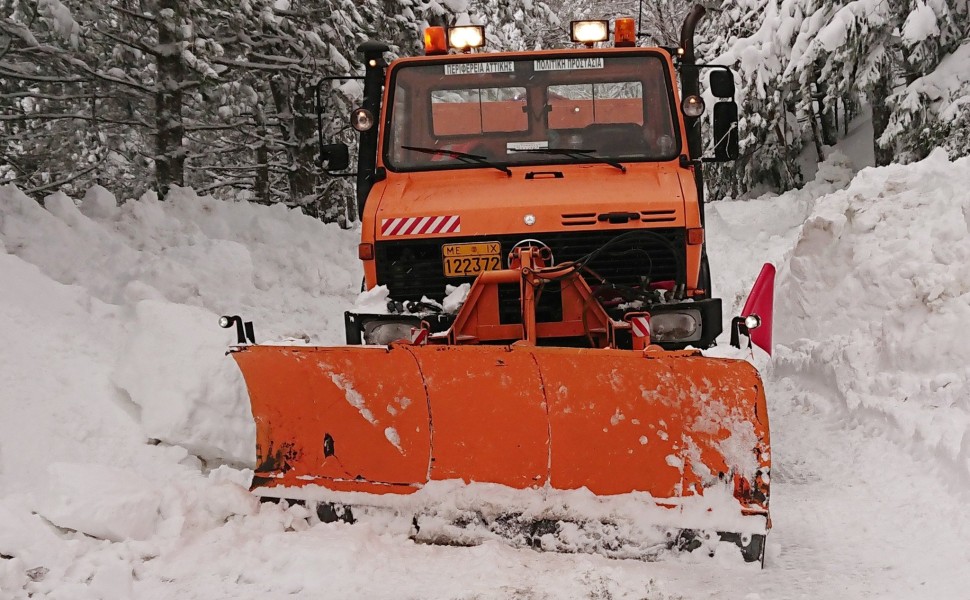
(231, 342), (770, 560)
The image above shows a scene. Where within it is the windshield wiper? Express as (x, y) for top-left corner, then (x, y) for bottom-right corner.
(401, 145), (512, 176)
(511, 148), (626, 173)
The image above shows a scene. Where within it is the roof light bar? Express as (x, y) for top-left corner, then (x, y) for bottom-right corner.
(570, 20), (609, 45)
(448, 25), (485, 51)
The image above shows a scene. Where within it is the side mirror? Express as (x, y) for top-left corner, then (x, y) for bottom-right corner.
(320, 143), (350, 172)
(712, 101), (739, 161)
(709, 70), (735, 98)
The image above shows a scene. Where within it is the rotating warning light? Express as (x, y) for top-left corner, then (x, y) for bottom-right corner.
(614, 17), (636, 47)
(570, 20), (609, 45)
(424, 26), (447, 55)
(448, 25), (485, 51)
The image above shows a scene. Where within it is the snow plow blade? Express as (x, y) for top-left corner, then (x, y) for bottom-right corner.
(230, 342), (770, 561)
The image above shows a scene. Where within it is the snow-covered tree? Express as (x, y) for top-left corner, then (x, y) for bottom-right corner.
(879, 0), (970, 162)
(696, 0), (970, 198)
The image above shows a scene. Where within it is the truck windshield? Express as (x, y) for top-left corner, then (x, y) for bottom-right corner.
(384, 53), (680, 172)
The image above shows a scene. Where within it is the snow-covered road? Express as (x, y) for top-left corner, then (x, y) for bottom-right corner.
(2, 150), (970, 599)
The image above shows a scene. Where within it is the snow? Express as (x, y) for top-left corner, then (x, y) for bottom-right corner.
(39, 464), (162, 542)
(901, 1), (940, 46)
(37, 0), (79, 48)
(112, 300), (254, 463)
(384, 427), (403, 452)
(442, 282), (470, 313)
(328, 372), (377, 424)
(3, 148), (970, 597)
(888, 39), (970, 125)
(353, 283), (390, 313)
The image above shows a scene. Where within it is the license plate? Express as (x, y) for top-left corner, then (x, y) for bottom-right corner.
(442, 241), (502, 277)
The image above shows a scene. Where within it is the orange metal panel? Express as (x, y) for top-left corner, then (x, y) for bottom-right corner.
(536, 347), (686, 496)
(536, 347), (768, 498)
(675, 357), (770, 497)
(409, 345), (550, 488)
(232, 345), (431, 489)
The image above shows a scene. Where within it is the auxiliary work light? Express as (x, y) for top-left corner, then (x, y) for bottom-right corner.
(448, 25), (485, 51)
(570, 20), (609, 45)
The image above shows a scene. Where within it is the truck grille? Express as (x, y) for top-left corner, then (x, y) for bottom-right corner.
(375, 228), (685, 302)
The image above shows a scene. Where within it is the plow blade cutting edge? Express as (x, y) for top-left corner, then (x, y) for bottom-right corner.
(230, 342), (771, 562)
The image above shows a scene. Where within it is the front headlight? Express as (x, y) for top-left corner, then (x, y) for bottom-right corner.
(351, 108), (375, 132)
(649, 309), (702, 343)
(363, 321), (413, 345)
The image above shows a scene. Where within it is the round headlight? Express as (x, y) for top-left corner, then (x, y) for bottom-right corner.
(218, 315), (232, 328)
(681, 95), (705, 118)
(351, 108), (375, 132)
(744, 314), (762, 330)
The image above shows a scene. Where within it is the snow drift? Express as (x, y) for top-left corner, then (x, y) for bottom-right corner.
(774, 150), (970, 483)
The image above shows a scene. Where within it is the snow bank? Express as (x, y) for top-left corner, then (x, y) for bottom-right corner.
(1, 183), (352, 597)
(112, 300), (253, 463)
(39, 463), (163, 542)
(707, 151), (858, 324)
(0, 184), (359, 471)
(773, 150), (970, 482)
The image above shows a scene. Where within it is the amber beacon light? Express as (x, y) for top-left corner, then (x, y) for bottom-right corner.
(424, 26), (447, 55)
(614, 17), (636, 47)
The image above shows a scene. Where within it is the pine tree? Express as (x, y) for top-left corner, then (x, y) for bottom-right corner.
(879, 0), (970, 162)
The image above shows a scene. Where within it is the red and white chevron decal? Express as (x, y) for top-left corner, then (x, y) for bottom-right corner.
(630, 315), (651, 339)
(381, 215), (461, 237)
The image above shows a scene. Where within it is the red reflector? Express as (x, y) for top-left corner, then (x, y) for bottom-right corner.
(358, 243), (374, 260)
(614, 17), (636, 47)
(687, 228), (704, 245)
(424, 26), (447, 55)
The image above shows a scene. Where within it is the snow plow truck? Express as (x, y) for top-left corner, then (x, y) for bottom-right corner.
(223, 5), (774, 564)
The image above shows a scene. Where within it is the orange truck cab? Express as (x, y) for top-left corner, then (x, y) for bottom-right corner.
(321, 10), (740, 350)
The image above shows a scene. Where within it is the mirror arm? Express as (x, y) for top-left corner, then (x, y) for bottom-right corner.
(712, 122), (738, 150)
